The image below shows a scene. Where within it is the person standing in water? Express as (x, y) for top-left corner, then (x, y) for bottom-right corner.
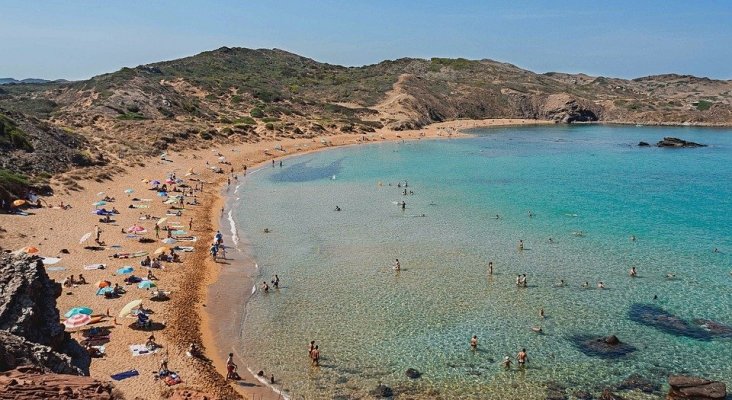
(470, 335), (478, 350)
(518, 240), (524, 251)
(629, 266), (637, 277)
(310, 345), (320, 366)
(488, 261), (493, 275)
(393, 259), (401, 271)
(517, 348), (528, 368)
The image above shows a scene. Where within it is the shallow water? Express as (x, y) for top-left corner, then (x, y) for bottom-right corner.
(233, 125), (732, 399)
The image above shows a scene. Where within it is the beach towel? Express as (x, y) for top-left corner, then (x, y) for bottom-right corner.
(111, 369), (139, 381)
(174, 236), (197, 242)
(130, 344), (158, 356)
(110, 252), (148, 259)
(140, 199), (152, 202)
(84, 264), (106, 270)
(46, 266), (66, 271)
(176, 246), (195, 252)
(166, 212), (183, 216)
(132, 204), (150, 209)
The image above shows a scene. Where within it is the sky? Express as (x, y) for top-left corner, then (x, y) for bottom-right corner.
(2, 0), (731, 81)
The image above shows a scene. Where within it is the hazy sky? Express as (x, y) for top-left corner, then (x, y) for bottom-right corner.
(2, 0), (731, 80)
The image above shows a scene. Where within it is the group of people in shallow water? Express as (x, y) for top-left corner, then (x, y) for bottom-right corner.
(470, 335), (529, 369)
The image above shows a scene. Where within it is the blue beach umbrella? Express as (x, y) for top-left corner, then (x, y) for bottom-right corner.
(116, 266), (134, 275)
(64, 307), (93, 318)
(96, 286), (115, 296)
(138, 280), (156, 289)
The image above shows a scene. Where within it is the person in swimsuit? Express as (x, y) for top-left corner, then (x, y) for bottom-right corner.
(629, 266), (637, 277)
(470, 335), (478, 350)
(502, 356), (512, 369)
(393, 259), (401, 271)
(488, 261), (493, 275)
(310, 345), (320, 366)
(308, 340), (315, 357)
(517, 348), (528, 367)
(518, 240), (524, 251)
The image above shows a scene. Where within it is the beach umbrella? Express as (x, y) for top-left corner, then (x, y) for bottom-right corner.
(12, 199), (27, 207)
(127, 225), (146, 234)
(96, 286), (114, 296)
(79, 232), (92, 244)
(138, 280), (156, 289)
(162, 238), (176, 245)
(92, 201), (107, 207)
(118, 299), (143, 318)
(116, 266), (134, 275)
(95, 280), (110, 288)
(19, 246), (40, 254)
(124, 189), (134, 195)
(64, 313), (92, 329)
(156, 217), (168, 226)
(64, 307), (93, 318)
(153, 246), (170, 255)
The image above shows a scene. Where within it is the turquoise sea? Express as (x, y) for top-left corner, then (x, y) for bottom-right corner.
(233, 125), (732, 399)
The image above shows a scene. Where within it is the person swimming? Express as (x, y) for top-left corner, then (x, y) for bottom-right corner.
(629, 266), (637, 277)
(597, 281), (605, 289)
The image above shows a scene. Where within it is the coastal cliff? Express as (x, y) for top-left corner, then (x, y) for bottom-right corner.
(0, 254), (89, 375)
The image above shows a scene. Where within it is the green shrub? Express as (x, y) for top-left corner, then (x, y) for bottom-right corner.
(250, 107), (265, 118)
(0, 113), (34, 151)
(696, 100), (713, 111)
(116, 112), (146, 120)
(230, 95), (242, 104)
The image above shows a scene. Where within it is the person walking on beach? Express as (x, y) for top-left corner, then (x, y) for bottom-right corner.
(189, 218), (193, 230)
(226, 353), (238, 380)
(219, 244), (226, 259)
(154, 224), (160, 239)
(470, 335), (478, 350)
(210, 244), (218, 260)
(310, 345), (320, 366)
(95, 225), (102, 243)
(517, 348), (528, 368)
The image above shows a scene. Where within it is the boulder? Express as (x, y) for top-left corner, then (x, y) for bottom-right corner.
(616, 374), (661, 394)
(573, 390), (593, 400)
(638, 141), (651, 147)
(692, 319), (732, 338)
(0, 254), (89, 374)
(405, 368), (421, 379)
(370, 384), (393, 398)
(667, 375), (727, 399)
(656, 137), (706, 148)
(628, 304), (712, 340)
(569, 335), (636, 359)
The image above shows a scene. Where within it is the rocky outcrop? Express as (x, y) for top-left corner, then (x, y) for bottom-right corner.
(629, 304), (731, 341)
(656, 137), (706, 148)
(570, 334), (636, 358)
(0, 331), (82, 375)
(0, 254), (89, 374)
(667, 375), (727, 399)
(0, 366), (115, 399)
(405, 368), (421, 379)
(370, 384), (393, 398)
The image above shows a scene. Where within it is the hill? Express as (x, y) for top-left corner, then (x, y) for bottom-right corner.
(1, 46), (731, 197)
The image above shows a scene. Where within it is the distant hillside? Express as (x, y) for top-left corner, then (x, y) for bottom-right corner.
(1, 46), (731, 194)
(0, 78), (67, 85)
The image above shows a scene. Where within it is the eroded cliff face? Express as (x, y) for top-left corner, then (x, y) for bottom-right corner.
(0, 254), (88, 374)
(0, 366), (116, 399)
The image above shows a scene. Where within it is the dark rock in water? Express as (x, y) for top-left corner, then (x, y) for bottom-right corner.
(545, 381), (568, 400)
(569, 335), (636, 359)
(692, 319), (732, 338)
(598, 388), (625, 400)
(616, 374), (661, 394)
(656, 137), (706, 148)
(667, 375), (727, 399)
(604, 335), (620, 345)
(370, 384), (393, 398)
(628, 304), (712, 340)
(405, 368), (421, 379)
(573, 390), (593, 400)
(638, 141), (651, 147)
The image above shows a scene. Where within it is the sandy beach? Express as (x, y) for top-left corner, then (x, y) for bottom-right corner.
(0, 118), (549, 399)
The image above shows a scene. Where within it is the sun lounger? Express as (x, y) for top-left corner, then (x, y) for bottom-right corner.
(174, 236), (197, 242)
(111, 369), (139, 381)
